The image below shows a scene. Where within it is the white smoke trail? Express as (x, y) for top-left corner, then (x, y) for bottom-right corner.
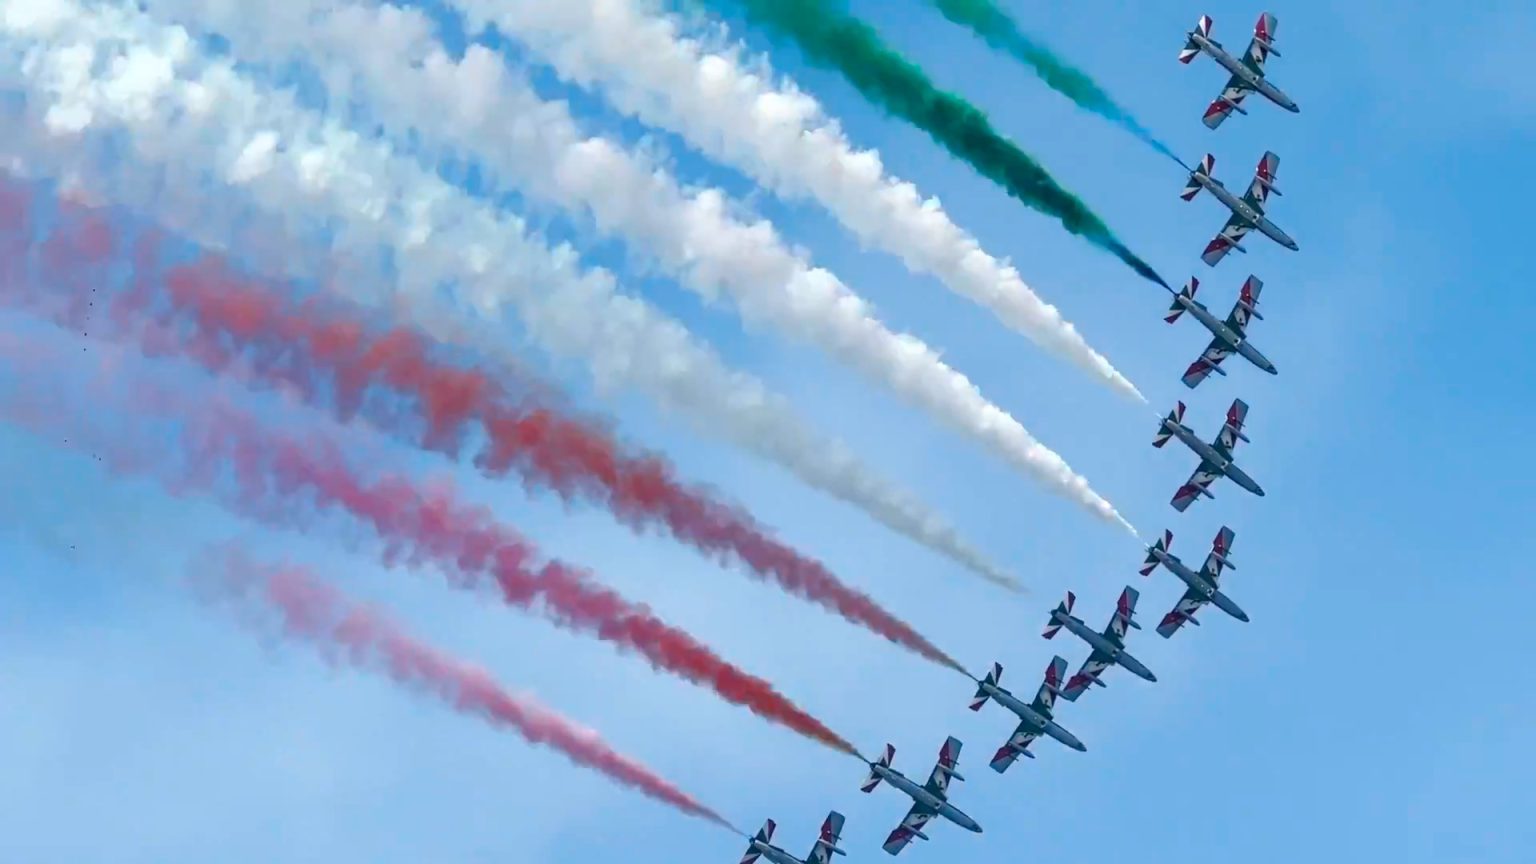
(456, 0), (1144, 404)
(127, 0), (1132, 534)
(0, 0), (1028, 584)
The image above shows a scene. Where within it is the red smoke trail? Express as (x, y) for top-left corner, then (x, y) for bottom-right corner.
(0, 172), (961, 673)
(198, 546), (736, 830)
(0, 327), (859, 757)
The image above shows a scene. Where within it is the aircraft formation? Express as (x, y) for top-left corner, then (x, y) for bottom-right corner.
(736, 10), (1301, 858)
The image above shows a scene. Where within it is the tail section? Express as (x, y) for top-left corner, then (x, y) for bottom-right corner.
(1180, 155), (1213, 200)
(808, 812), (847, 863)
(968, 662), (1002, 711)
(739, 820), (775, 864)
(1153, 402), (1185, 448)
(1042, 591), (1074, 639)
(1140, 530), (1172, 576)
(1165, 278), (1197, 323)
(860, 744), (894, 792)
(1178, 14), (1212, 63)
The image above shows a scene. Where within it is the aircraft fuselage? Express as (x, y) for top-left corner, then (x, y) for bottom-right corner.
(981, 682), (1086, 752)
(1050, 613), (1156, 683)
(1188, 33), (1299, 112)
(1151, 549), (1250, 622)
(1198, 175), (1298, 251)
(751, 841), (806, 864)
(1166, 422), (1266, 497)
(874, 766), (983, 834)
(1178, 296), (1276, 374)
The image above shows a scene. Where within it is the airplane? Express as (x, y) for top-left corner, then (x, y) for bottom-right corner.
(1042, 586), (1156, 700)
(1166, 275), (1275, 388)
(1180, 151), (1297, 267)
(1139, 526), (1250, 635)
(737, 811), (847, 864)
(1154, 397), (1265, 512)
(967, 655), (1085, 773)
(860, 736), (982, 855)
(1178, 12), (1299, 128)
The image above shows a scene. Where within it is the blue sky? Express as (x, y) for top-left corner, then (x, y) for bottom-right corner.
(2, 0), (1534, 861)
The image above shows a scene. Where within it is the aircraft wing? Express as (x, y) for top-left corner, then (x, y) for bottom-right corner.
(1103, 586), (1140, 644)
(1213, 398), (1250, 457)
(923, 736), (963, 797)
(806, 811), (846, 864)
(1200, 213), (1252, 266)
(1243, 152), (1280, 210)
(1061, 649), (1114, 701)
(1242, 12), (1279, 73)
(1224, 275), (1263, 333)
(881, 803), (937, 856)
(1201, 74), (1253, 129)
(1182, 337), (1232, 388)
(988, 722), (1040, 774)
(1171, 461), (1221, 512)
(1199, 525), (1236, 584)
(1156, 586), (1210, 638)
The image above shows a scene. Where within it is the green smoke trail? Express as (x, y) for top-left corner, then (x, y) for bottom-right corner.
(927, 0), (1181, 163)
(702, 0), (1170, 289)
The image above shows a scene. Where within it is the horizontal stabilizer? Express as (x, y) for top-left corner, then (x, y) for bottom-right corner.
(860, 744), (894, 792)
(1165, 278), (1197, 323)
(1153, 402), (1185, 448)
(1140, 530), (1171, 576)
(1178, 14), (1212, 63)
(1042, 591), (1075, 638)
(968, 662), (1002, 711)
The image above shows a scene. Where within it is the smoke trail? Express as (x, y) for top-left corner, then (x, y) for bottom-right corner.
(0, 328), (859, 757)
(0, 175), (969, 666)
(135, 0), (1128, 535)
(198, 546), (736, 830)
(0, 0), (1020, 576)
(924, 0), (1180, 162)
(697, 0), (1170, 289)
(458, 0), (1142, 402)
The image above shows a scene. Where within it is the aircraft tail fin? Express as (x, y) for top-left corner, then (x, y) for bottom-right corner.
(1140, 530), (1172, 576)
(1043, 591), (1075, 639)
(1165, 278), (1197, 323)
(1178, 14), (1212, 63)
(860, 744), (894, 792)
(1180, 154), (1213, 200)
(1153, 402), (1185, 448)
(968, 662), (1002, 710)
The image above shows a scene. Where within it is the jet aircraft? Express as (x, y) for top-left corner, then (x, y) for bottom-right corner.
(737, 812), (847, 864)
(1181, 151), (1296, 266)
(1166, 275), (1275, 387)
(1154, 398), (1264, 511)
(860, 736), (982, 855)
(1043, 587), (1156, 700)
(1140, 526), (1249, 635)
(1179, 12), (1299, 128)
(967, 655), (1085, 773)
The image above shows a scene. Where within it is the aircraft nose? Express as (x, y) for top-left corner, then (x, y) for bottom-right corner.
(970, 822), (984, 834)
(1254, 486), (1267, 497)
(1235, 609), (1252, 623)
